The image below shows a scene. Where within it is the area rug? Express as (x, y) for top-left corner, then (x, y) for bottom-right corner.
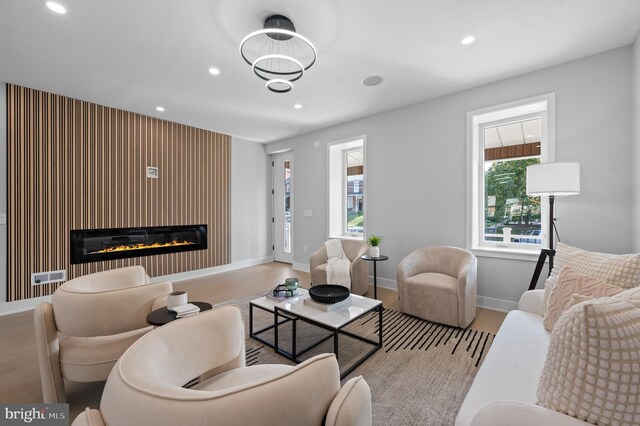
(216, 295), (495, 426)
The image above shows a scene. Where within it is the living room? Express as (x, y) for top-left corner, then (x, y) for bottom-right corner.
(1, 1), (640, 425)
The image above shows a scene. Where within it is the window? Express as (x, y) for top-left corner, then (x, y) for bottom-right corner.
(328, 137), (366, 239)
(467, 94), (555, 254)
(283, 160), (292, 254)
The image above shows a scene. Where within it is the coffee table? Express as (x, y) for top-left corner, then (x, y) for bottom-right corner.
(250, 290), (383, 379)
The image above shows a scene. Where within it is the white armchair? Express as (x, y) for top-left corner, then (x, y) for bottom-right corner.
(310, 240), (369, 295)
(72, 305), (372, 426)
(397, 246), (477, 327)
(33, 266), (172, 403)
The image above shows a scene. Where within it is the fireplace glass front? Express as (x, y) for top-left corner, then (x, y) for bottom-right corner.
(70, 225), (207, 264)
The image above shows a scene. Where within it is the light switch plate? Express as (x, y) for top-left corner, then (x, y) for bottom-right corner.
(313, 141), (319, 148)
(0, 213), (6, 224)
(303, 210), (312, 217)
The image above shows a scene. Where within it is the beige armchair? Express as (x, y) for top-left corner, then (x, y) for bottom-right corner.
(310, 240), (369, 295)
(33, 266), (172, 403)
(72, 305), (372, 426)
(397, 246), (477, 328)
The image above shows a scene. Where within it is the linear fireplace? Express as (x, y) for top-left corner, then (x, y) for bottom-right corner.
(70, 225), (207, 264)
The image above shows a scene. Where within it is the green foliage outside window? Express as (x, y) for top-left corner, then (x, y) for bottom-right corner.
(484, 158), (541, 234)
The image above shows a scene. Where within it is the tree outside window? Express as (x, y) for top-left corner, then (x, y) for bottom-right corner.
(484, 158), (541, 243)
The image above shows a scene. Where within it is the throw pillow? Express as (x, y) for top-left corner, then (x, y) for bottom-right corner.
(537, 297), (640, 425)
(541, 242), (640, 315)
(614, 286), (640, 305)
(543, 266), (623, 331)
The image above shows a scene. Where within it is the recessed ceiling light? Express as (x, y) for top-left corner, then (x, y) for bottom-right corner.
(527, 134), (533, 138)
(208, 67), (220, 76)
(461, 35), (475, 45)
(46, 1), (66, 14)
(294, 104), (302, 110)
(361, 76), (383, 87)
(156, 106), (165, 112)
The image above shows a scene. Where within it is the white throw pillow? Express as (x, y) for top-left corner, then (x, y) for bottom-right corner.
(537, 296), (640, 425)
(543, 266), (623, 331)
(541, 243), (640, 315)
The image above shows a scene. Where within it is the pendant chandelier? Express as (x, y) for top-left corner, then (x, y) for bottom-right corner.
(240, 15), (317, 93)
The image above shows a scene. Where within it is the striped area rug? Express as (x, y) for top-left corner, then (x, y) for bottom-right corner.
(234, 301), (495, 426)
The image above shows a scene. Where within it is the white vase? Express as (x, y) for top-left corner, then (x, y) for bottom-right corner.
(369, 246), (380, 257)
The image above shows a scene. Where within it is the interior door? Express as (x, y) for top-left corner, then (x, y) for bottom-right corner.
(273, 152), (293, 263)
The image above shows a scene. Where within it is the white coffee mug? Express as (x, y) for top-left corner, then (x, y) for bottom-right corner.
(167, 291), (188, 311)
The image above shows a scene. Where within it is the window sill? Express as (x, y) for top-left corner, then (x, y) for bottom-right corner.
(328, 235), (364, 241)
(471, 246), (544, 262)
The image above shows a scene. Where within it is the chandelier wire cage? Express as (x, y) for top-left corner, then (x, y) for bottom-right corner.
(240, 15), (317, 93)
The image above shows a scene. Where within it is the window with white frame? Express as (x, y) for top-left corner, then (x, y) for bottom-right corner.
(468, 94), (555, 253)
(328, 137), (365, 239)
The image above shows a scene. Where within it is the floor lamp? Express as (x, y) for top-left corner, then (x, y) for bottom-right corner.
(525, 162), (580, 291)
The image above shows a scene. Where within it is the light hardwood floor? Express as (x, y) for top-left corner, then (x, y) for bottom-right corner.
(0, 262), (506, 417)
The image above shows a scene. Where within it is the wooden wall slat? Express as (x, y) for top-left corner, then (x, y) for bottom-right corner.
(6, 84), (231, 301)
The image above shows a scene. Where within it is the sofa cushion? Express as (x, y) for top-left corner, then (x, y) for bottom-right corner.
(543, 267), (623, 331)
(455, 310), (550, 426)
(537, 296), (640, 425)
(541, 243), (640, 315)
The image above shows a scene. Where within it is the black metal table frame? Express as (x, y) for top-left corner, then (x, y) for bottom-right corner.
(272, 303), (383, 379)
(249, 302), (298, 349)
(361, 255), (389, 299)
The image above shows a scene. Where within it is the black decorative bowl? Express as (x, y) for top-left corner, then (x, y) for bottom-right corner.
(309, 284), (350, 304)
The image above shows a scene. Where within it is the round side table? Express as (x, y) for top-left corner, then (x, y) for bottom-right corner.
(146, 301), (213, 326)
(361, 255), (389, 299)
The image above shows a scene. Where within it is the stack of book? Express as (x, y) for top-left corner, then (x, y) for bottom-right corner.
(172, 303), (201, 318)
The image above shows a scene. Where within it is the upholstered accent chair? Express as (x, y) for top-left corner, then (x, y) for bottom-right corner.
(310, 240), (369, 295)
(33, 266), (172, 403)
(397, 246), (477, 327)
(72, 305), (372, 426)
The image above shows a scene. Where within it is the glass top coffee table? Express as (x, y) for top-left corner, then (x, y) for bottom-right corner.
(249, 289), (383, 379)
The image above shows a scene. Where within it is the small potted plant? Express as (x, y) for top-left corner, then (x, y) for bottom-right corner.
(367, 234), (383, 257)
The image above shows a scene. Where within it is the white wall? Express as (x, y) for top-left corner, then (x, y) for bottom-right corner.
(633, 33), (640, 252)
(230, 137), (272, 263)
(266, 47), (634, 310)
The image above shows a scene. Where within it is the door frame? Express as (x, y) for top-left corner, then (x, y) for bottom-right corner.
(272, 151), (294, 263)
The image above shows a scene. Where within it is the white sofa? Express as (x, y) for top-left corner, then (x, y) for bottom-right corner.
(455, 290), (587, 426)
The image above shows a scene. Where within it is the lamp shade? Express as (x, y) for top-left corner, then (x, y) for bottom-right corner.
(526, 162), (580, 196)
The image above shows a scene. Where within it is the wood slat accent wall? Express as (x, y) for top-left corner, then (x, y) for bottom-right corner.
(484, 142), (541, 161)
(6, 84), (230, 301)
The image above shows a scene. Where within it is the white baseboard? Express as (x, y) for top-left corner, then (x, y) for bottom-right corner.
(370, 275), (397, 290)
(476, 295), (518, 312)
(0, 256), (274, 316)
(0, 294), (52, 316)
(150, 255), (274, 284)
(292, 262), (310, 273)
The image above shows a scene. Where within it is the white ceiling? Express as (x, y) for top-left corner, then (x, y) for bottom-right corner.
(1, 1), (639, 143)
(484, 118), (541, 149)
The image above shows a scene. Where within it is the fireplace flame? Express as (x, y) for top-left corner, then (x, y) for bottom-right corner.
(92, 240), (194, 254)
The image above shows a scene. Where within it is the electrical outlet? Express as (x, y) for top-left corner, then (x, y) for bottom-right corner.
(303, 210), (312, 217)
(0, 213), (5, 224)
(313, 141), (319, 148)
(303, 245), (308, 252)
(146, 166), (159, 178)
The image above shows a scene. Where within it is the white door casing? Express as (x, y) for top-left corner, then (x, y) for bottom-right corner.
(273, 152), (293, 263)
